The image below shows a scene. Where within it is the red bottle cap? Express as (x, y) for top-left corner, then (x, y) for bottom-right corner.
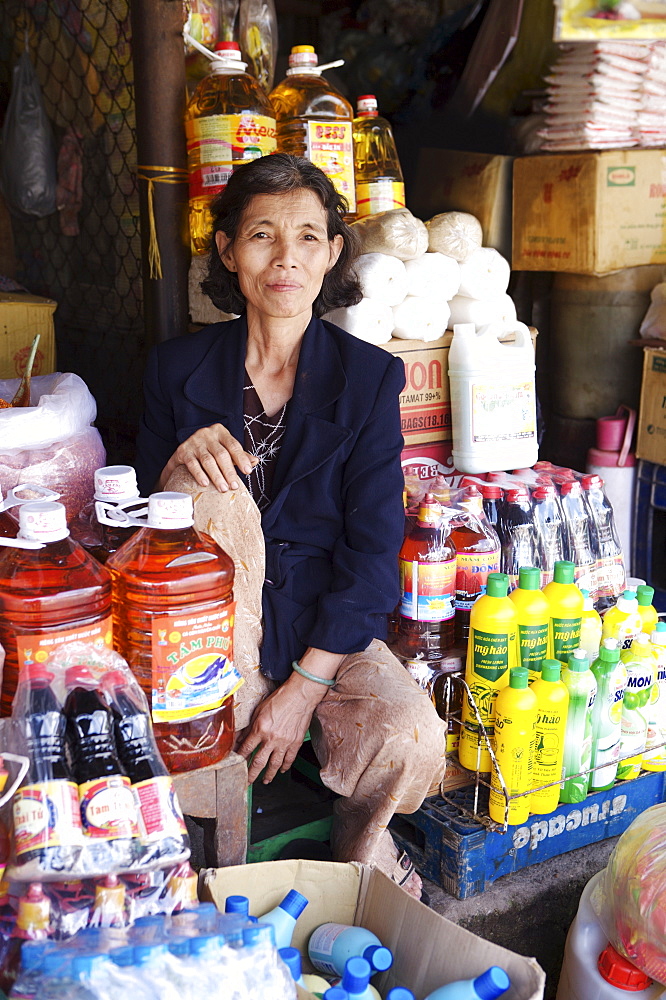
(101, 670), (127, 690)
(486, 472), (507, 483)
(64, 665), (96, 688)
(533, 485), (556, 500)
(214, 41), (241, 52)
(505, 487), (529, 503)
(22, 664), (55, 683)
(581, 474), (603, 490)
(598, 945), (652, 991)
(560, 480), (581, 496)
(480, 484), (502, 500)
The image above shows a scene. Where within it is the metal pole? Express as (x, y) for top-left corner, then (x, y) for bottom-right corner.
(131, 0), (190, 344)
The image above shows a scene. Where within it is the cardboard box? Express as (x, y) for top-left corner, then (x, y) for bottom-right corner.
(411, 149), (513, 259)
(513, 150), (666, 276)
(0, 293), (57, 380)
(637, 346), (666, 465)
(384, 334), (453, 446)
(200, 859), (546, 999)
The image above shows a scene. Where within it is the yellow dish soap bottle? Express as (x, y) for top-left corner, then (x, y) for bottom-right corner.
(530, 659), (569, 815)
(636, 585), (658, 637)
(644, 622), (666, 772)
(508, 566), (550, 683)
(459, 572), (517, 773)
(542, 560), (584, 665)
(601, 589), (643, 651)
(352, 95), (405, 219)
(489, 666), (538, 825)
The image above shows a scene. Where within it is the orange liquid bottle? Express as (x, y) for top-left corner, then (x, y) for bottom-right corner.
(105, 492), (236, 774)
(0, 501), (112, 717)
(449, 485), (501, 648)
(72, 465), (144, 564)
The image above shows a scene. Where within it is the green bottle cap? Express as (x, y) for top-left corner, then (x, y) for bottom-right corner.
(540, 659), (561, 682)
(599, 639), (621, 662)
(657, 622), (666, 633)
(518, 567), (541, 591)
(486, 573), (509, 599)
(637, 585), (655, 607)
(580, 588), (589, 598)
(623, 589), (635, 601)
(509, 667), (529, 689)
(553, 561), (575, 585)
(568, 649), (589, 672)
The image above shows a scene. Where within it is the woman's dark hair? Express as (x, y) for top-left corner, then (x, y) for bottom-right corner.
(201, 154), (362, 317)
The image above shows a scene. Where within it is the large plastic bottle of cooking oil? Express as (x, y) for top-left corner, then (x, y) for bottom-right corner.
(185, 41), (277, 254)
(0, 501), (112, 717)
(352, 95), (405, 219)
(269, 46), (356, 212)
(104, 492), (238, 774)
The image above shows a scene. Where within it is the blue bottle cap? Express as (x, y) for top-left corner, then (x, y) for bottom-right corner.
(72, 954), (109, 980)
(278, 945), (302, 981)
(363, 944), (393, 972)
(167, 936), (191, 957)
(196, 902), (218, 916)
(134, 914), (164, 927)
(225, 894), (250, 916)
(342, 956), (372, 993)
(20, 940), (48, 971)
(279, 889), (309, 920)
(473, 966), (511, 1000)
(134, 943), (167, 965)
(386, 990), (415, 1000)
(324, 990), (350, 1000)
(189, 934), (217, 956)
(243, 922), (275, 947)
(109, 946), (135, 967)
(42, 952), (69, 976)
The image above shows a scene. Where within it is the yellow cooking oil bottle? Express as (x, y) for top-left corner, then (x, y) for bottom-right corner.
(636, 584), (658, 637)
(185, 42), (277, 254)
(644, 622), (666, 772)
(459, 573), (517, 773)
(508, 566), (550, 683)
(352, 95), (405, 218)
(530, 659), (569, 815)
(269, 46), (356, 212)
(601, 589), (643, 651)
(542, 560), (584, 665)
(489, 666), (538, 825)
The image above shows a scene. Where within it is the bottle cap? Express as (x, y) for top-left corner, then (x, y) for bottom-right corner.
(568, 649), (589, 672)
(64, 664), (97, 688)
(386, 991), (415, 1000)
(581, 474), (603, 491)
(533, 485), (556, 500)
(133, 944), (167, 965)
(560, 480), (581, 496)
(633, 631), (652, 648)
(215, 41), (241, 52)
(473, 966), (511, 1000)
(518, 567), (541, 591)
(279, 946), (302, 981)
(509, 667), (529, 689)
(637, 585), (655, 607)
(356, 94), (378, 115)
(651, 622), (666, 646)
(324, 991), (350, 1000)
(505, 487), (529, 503)
(243, 923), (275, 947)
(20, 940), (49, 972)
(597, 945), (652, 991)
(480, 484), (502, 500)
(279, 889), (309, 919)
(553, 560), (575, 585)
(342, 956), (372, 993)
(540, 659), (561, 682)
(210, 40), (247, 71)
(110, 946), (135, 967)
(225, 894), (250, 916)
(288, 44), (319, 70)
(17, 883), (50, 932)
(599, 639), (621, 662)
(417, 493), (442, 527)
(18, 501), (69, 543)
(617, 591), (639, 612)
(486, 573), (509, 599)
(94, 465), (139, 502)
(147, 492), (194, 529)
(167, 937), (191, 957)
(23, 664), (55, 684)
(363, 944), (393, 972)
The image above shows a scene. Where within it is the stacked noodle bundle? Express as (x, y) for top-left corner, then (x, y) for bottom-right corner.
(637, 42), (666, 147)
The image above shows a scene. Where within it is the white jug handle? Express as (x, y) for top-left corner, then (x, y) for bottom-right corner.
(95, 500), (149, 528)
(0, 484), (60, 512)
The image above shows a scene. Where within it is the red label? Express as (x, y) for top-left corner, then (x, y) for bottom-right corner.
(455, 550), (501, 611)
(15, 616), (113, 671)
(79, 776), (139, 841)
(13, 781), (83, 858)
(133, 776), (187, 843)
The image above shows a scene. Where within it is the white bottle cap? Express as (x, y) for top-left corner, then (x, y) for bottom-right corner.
(147, 492), (194, 529)
(287, 44), (321, 75)
(18, 502), (69, 542)
(94, 466), (139, 502)
(210, 41), (247, 73)
(571, 648), (587, 660)
(634, 631), (652, 647)
(356, 94), (378, 115)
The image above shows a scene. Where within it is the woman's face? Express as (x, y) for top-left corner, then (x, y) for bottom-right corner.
(216, 189), (343, 324)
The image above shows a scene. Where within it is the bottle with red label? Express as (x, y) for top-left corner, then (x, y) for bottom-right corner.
(352, 94), (405, 219)
(497, 487), (546, 591)
(559, 479), (598, 600)
(581, 473), (625, 611)
(104, 492), (237, 774)
(63, 666), (142, 872)
(11, 664), (84, 878)
(450, 486), (501, 647)
(72, 466), (145, 565)
(396, 493), (456, 660)
(102, 669), (189, 866)
(0, 882), (50, 995)
(185, 41), (277, 254)
(0, 501), (113, 718)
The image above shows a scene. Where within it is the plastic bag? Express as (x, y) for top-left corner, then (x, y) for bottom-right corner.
(0, 50), (57, 218)
(350, 208), (428, 261)
(0, 373), (105, 522)
(239, 0), (278, 92)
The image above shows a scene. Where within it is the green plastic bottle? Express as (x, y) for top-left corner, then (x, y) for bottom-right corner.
(542, 561), (584, 665)
(508, 567), (550, 683)
(529, 659), (569, 815)
(560, 649), (597, 804)
(589, 639), (627, 791)
(636, 585), (658, 637)
(617, 632), (655, 781)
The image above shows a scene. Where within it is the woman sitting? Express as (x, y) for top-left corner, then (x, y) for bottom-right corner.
(135, 153), (446, 898)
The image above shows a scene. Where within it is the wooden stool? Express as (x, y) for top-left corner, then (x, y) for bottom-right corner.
(171, 752), (249, 868)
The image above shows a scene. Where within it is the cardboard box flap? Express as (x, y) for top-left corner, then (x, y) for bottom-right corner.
(0, 292), (57, 309)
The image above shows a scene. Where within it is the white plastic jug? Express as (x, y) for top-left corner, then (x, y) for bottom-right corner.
(556, 871), (666, 1000)
(448, 323), (538, 474)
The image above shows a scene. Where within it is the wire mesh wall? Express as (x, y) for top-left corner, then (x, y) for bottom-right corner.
(0, 0), (145, 457)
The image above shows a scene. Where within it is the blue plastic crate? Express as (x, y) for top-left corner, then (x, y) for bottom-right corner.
(633, 460), (666, 613)
(390, 770), (666, 899)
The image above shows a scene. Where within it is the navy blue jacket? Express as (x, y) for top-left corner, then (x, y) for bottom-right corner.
(135, 314), (406, 682)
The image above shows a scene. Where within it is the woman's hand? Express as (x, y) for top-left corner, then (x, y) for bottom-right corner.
(158, 423), (257, 492)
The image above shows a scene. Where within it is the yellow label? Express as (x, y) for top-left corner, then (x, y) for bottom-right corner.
(186, 114), (277, 199)
(307, 120), (356, 212)
(355, 179), (405, 218)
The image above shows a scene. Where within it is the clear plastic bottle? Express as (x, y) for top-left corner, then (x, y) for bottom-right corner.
(450, 486), (501, 647)
(185, 41), (277, 254)
(105, 492), (236, 774)
(0, 501), (112, 717)
(560, 650), (597, 804)
(559, 479), (598, 599)
(581, 474), (625, 611)
(532, 484), (567, 587)
(352, 95), (405, 219)
(269, 46), (356, 212)
(497, 487), (545, 591)
(72, 466), (144, 565)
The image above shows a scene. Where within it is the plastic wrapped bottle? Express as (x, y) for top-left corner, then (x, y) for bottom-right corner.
(560, 650), (597, 804)
(352, 95), (405, 218)
(497, 488), (545, 591)
(0, 884), (51, 995)
(480, 484), (503, 537)
(580, 474), (625, 611)
(532, 484), (567, 587)
(72, 466), (144, 564)
(450, 486), (501, 647)
(559, 480), (597, 599)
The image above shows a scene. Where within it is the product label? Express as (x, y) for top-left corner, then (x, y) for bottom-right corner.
(151, 603), (242, 723)
(355, 179), (405, 218)
(552, 616), (582, 663)
(78, 775), (140, 840)
(306, 120), (356, 212)
(470, 628), (515, 682)
(186, 114), (277, 200)
(531, 707), (566, 798)
(399, 558), (456, 622)
(517, 623), (549, 673)
(644, 663), (666, 768)
(13, 780), (83, 857)
(471, 380), (536, 444)
(617, 661), (653, 779)
(308, 922), (347, 976)
(15, 617), (113, 673)
(454, 551), (500, 612)
(590, 668), (627, 788)
(489, 712), (536, 824)
(595, 553), (625, 601)
(133, 776), (188, 844)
